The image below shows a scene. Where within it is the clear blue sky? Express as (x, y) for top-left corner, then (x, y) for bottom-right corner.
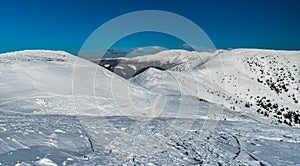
(1, 0), (300, 54)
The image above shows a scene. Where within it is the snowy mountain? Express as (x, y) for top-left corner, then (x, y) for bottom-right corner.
(0, 49), (299, 165)
(97, 48), (299, 125)
(99, 49), (299, 126)
(94, 49), (214, 79)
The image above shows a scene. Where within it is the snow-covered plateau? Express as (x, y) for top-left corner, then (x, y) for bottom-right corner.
(0, 49), (299, 165)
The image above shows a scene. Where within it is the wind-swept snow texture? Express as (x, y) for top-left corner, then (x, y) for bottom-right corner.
(0, 49), (299, 165)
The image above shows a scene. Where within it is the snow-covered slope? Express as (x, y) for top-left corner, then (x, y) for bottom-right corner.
(0, 49), (299, 165)
(201, 49), (300, 125)
(0, 50), (172, 165)
(0, 50), (163, 117)
(131, 49), (300, 126)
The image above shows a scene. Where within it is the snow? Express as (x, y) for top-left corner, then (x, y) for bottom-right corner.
(35, 158), (57, 166)
(0, 49), (299, 165)
(96, 49), (215, 79)
(128, 64), (137, 71)
(131, 49), (299, 125)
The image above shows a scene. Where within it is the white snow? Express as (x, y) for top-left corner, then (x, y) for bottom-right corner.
(128, 64), (137, 71)
(0, 49), (299, 165)
(35, 158), (57, 166)
(113, 49), (214, 68)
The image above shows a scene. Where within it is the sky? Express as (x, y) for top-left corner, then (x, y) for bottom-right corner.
(0, 0), (300, 54)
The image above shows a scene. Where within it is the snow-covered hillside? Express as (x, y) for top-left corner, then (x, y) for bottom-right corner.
(0, 50), (162, 117)
(0, 49), (299, 165)
(131, 49), (300, 126)
(202, 49), (299, 126)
